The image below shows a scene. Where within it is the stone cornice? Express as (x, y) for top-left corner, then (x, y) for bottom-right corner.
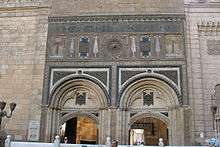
(49, 14), (185, 23)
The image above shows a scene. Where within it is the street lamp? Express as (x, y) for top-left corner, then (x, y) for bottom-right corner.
(211, 94), (220, 140)
(0, 101), (16, 146)
(0, 101), (16, 126)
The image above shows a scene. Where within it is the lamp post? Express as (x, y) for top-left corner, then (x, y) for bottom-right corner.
(0, 101), (16, 146)
(211, 94), (220, 141)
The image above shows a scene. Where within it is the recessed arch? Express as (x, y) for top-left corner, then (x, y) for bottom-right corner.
(128, 111), (170, 146)
(119, 73), (181, 109)
(48, 74), (110, 109)
(118, 73), (182, 107)
(59, 112), (99, 144)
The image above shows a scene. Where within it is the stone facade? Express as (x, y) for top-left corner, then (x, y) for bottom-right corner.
(185, 0), (220, 145)
(0, 0), (219, 146)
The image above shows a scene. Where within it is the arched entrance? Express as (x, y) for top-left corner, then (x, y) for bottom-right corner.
(129, 117), (168, 146)
(44, 75), (110, 144)
(60, 116), (98, 144)
(118, 74), (185, 145)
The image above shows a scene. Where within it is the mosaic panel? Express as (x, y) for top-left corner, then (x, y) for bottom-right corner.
(164, 35), (184, 57)
(48, 34), (68, 58)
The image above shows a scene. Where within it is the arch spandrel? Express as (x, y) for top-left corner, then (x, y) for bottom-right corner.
(49, 75), (109, 109)
(119, 77), (180, 110)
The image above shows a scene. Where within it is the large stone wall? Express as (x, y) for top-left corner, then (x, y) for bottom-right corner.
(1, 0), (220, 145)
(185, 0), (220, 145)
(0, 2), (50, 140)
(51, 0), (184, 16)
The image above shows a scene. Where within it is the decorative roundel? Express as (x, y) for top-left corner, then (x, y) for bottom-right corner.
(107, 39), (123, 51)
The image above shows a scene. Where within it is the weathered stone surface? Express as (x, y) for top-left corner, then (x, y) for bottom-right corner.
(51, 0), (184, 16)
(0, 0), (220, 146)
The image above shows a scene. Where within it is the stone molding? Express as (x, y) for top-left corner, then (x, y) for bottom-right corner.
(197, 21), (220, 34)
(0, 0), (51, 8)
(48, 75), (110, 109)
(59, 111), (99, 125)
(185, 0), (220, 4)
(129, 111), (170, 127)
(49, 14), (185, 23)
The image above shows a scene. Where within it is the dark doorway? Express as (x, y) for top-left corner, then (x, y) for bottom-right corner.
(60, 116), (98, 144)
(64, 117), (77, 144)
(129, 117), (168, 146)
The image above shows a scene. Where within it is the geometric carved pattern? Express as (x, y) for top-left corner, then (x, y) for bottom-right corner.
(140, 35), (152, 58)
(207, 40), (220, 55)
(50, 68), (110, 93)
(49, 15), (183, 33)
(83, 71), (108, 86)
(121, 70), (145, 85)
(154, 70), (178, 85)
(143, 91), (154, 106)
(53, 71), (76, 84)
(119, 67), (180, 89)
(75, 91), (86, 105)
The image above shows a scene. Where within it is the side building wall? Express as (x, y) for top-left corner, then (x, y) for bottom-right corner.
(0, 1), (50, 140)
(185, 0), (220, 145)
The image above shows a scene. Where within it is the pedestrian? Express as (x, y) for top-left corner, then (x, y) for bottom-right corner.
(64, 137), (68, 144)
(111, 140), (118, 147)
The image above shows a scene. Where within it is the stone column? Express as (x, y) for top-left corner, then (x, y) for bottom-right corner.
(99, 109), (111, 144)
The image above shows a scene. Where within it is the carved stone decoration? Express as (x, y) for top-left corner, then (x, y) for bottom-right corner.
(69, 36), (75, 58)
(48, 34), (67, 58)
(143, 90), (154, 106)
(107, 38), (123, 59)
(155, 35), (162, 57)
(98, 33), (130, 60)
(140, 35), (152, 58)
(130, 36), (137, 57)
(164, 35), (183, 57)
(79, 36), (90, 58)
(75, 91), (86, 105)
(207, 39), (220, 55)
(93, 36), (99, 58)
